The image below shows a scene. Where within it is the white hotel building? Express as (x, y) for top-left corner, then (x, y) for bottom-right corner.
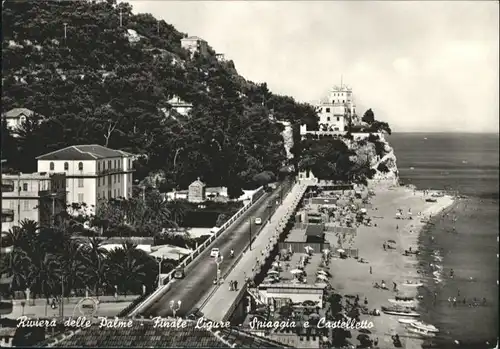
(36, 145), (135, 214)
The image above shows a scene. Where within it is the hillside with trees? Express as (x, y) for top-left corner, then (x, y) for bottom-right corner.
(1, 0), (317, 196)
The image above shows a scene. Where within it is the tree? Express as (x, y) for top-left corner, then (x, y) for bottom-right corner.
(362, 108), (375, 124)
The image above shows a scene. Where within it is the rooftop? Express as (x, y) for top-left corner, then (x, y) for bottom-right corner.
(182, 36), (206, 42)
(37, 320), (287, 348)
(36, 145), (134, 161)
(2, 107), (38, 119)
(305, 224), (324, 237)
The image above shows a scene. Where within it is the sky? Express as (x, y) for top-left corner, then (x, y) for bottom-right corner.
(127, 1), (499, 133)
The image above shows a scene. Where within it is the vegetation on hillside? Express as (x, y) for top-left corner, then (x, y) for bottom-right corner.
(1, 0), (317, 194)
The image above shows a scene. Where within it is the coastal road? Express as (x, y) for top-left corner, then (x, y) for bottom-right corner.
(137, 182), (291, 318)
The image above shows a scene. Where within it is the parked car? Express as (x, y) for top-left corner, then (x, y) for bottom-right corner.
(210, 248), (220, 258)
(254, 217), (262, 225)
(173, 267), (185, 279)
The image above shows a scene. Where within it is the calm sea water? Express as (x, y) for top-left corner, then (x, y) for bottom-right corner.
(388, 133), (499, 348)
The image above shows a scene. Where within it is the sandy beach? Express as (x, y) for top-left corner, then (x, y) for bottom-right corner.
(327, 184), (455, 348)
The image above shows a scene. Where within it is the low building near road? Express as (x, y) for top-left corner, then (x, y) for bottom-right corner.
(188, 178), (206, 203)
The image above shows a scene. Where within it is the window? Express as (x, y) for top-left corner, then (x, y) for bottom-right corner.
(49, 162), (54, 171)
(113, 189), (116, 198)
(327, 117), (331, 122)
(108, 190), (111, 198)
(98, 177), (100, 186)
(118, 160), (121, 169)
(337, 117), (340, 121)
(23, 183), (28, 191)
(64, 162), (69, 171)
(103, 191), (106, 199)
(78, 162), (83, 171)
(114, 175), (116, 183)
(23, 200), (30, 211)
(114, 160), (117, 168)
(78, 193), (84, 203)
(102, 161), (106, 170)
(103, 176), (106, 185)
(97, 162), (101, 172)
(118, 175), (120, 183)
(326, 108), (330, 113)
(343, 100), (345, 103)
(128, 159), (131, 169)
(108, 160), (111, 169)
(78, 178), (84, 188)
(97, 192), (100, 199)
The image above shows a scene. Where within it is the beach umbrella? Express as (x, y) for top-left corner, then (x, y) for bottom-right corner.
(337, 248), (345, 253)
(322, 249), (330, 254)
(387, 239), (396, 244)
(360, 208), (367, 213)
(290, 269), (303, 274)
(304, 246), (313, 252)
(317, 274), (328, 281)
(268, 270), (279, 275)
(317, 270), (328, 275)
(395, 212), (401, 216)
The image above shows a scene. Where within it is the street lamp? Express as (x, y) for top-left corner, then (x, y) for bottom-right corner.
(248, 218), (253, 251)
(215, 255), (223, 284)
(170, 300), (181, 318)
(158, 255), (165, 289)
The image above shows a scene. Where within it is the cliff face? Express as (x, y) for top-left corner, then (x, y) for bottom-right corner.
(277, 120), (294, 160)
(348, 133), (399, 181)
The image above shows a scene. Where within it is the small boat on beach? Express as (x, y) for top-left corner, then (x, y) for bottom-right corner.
(406, 325), (436, 337)
(402, 281), (423, 287)
(383, 308), (420, 317)
(410, 321), (439, 333)
(398, 318), (417, 325)
(389, 297), (418, 306)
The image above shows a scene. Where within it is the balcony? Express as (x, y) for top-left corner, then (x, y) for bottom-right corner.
(97, 167), (135, 176)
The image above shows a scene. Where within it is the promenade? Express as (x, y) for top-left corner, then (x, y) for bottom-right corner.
(200, 182), (307, 322)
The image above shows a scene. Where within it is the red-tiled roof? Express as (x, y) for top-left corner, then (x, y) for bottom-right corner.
(36, 145), (134, 161)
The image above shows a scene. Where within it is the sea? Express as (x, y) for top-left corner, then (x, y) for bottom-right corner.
(388, 133), (499, 349)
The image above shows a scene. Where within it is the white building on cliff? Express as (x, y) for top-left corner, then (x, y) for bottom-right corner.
(300, 84), (359, 138)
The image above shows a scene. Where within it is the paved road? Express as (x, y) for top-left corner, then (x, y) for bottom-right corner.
(139, 183), (290, 318)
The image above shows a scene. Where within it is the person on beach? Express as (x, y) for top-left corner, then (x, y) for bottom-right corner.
(450, 269), (455, 278)
(453, 297), (457, 306)
(234, 280), (238, 291)
(370, 266), (372, 274)
(383, 243), (386, 251)
(393, 282), (397, 291)
(364, 297), (368, 305)
(482, 297), (487, 306)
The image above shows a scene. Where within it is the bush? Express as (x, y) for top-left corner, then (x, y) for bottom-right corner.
(377, 163), (390, 173)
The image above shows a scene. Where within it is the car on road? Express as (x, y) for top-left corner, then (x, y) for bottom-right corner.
(173, 266), (185, 279)
(210, 248), (220, 258)
(254, 217), (262, 225)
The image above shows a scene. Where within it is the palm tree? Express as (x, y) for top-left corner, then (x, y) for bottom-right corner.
(80, 237), (108, 298)
(106, 242), (148, 296)
(57, 240), (86, 297)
